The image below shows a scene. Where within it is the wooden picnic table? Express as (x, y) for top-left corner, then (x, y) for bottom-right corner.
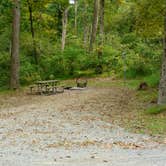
(35, 80), (59, 94)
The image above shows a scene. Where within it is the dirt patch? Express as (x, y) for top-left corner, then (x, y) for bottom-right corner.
(0, 85), (166, 165)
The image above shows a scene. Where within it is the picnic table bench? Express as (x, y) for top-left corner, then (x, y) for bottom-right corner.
(30, 80), (64, 95)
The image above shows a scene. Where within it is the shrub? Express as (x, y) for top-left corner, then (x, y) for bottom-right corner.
(20, 59), (41, 85)
(144, 72), (160, 88)
(146, 105), (166, 114)
(0, 52), (10, 87)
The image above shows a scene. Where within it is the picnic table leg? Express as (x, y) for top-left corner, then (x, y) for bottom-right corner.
(39, 84), (43, 95)
(52, 82), (56, 94)
(46, 84), (50, 95)
(29, 86), (34, 94)
(37, 84), (40, 94)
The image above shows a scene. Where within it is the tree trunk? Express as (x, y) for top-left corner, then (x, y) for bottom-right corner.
(158, 10), (166, 104)
(74, 0), (78, 35)
(89, 0), (99, 52)
(10, 0), (20, 90)
(27, 0), (38, 64)
(83, 26), (89, 49)
(96, 0), (105, 74)
(61, 7), (70, 51)
(82, 2), (89, 50)
(99, 0), (104, 45)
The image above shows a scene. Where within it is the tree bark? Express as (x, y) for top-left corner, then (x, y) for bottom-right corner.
(27, 0), (38, 64)
(99, 0), (104, 45)
(10, 0), (20, 90)
(89, 0), (99, 52)
(83, 26), (89, 49)
(82, 2), (89, 50)
(61, 6), (70, 51)
(96, 0), (105, 74)
(158, 10), (166, 104)
(74, 0), (78, 35)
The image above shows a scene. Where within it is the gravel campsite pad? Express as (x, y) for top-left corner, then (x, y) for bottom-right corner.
(0, 87), (166, 166)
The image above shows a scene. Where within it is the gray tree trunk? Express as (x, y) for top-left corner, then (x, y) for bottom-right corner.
(27, 0), (38, 64)
(96, 0), (105, 74)
(83, 26), (89, 49)
(61, 7), (70, 51)
(89, 0), (99, 52)
(10, 0), (20, 90)
(158, 10), (166, 104)
(99, 0), (104, 45)
(83, 2), (90, 50)
(74, 0), (78, 34)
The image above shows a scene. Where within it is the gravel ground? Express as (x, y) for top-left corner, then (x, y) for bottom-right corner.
(0, 88), (166, 166)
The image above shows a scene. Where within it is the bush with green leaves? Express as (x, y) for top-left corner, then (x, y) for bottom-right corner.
(0, 53), (10, 88)
(20, 56), (41, 85)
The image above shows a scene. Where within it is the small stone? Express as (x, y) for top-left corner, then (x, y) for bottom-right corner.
(103, 160), (108, 162)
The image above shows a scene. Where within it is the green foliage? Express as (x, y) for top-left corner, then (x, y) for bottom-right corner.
(135, 0), (165, 37)
(0, 0), (164, 87)
(0, 53), (10, 87)
(125, 54), (152, 78)
(103, 45), (122, 72)
(20, 57), (41, 85)
(143, 72), (160, 87)
(146, 105), (166, 114)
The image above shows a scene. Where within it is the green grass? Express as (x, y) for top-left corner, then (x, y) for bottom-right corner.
(134, 111), (166, 136)
(146, 118), (166, 135)
(143, 72), (160, 88)
(145, 105), (166, 114)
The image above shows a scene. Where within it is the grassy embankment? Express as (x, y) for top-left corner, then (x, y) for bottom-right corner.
(88, 75), (166, 139)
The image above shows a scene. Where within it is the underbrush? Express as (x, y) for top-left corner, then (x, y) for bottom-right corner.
(145, 105), (166, 114)
(143, 72), (160, 88)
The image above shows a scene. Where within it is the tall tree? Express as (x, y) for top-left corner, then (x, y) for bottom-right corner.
(82, 1), (90, 49)
(89, 0), (99, 52)
(96, 0), (105, 74)
(61, 6), (70, 51)
(74, 0), (78, 34)
(26, 0), (38, 64)
(10, 0), (20, 89)
(158, 8), (166, 104)
(99, 0), (104, 44)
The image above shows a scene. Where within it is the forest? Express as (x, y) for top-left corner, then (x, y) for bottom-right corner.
(0, 0), (164, 91)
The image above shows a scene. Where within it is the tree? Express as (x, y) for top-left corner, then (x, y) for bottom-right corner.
(89, 0), (99, 52)
(74, 0), (78, 34)
(26, 0), (38, 64)
(96, 0), (105, 74)
(158, 9), (166, 104)
(80, 0), (92, 50)
(61, 6), (70, 51)
(10, 0), (20, 89)
(134, 0), (165, 104)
